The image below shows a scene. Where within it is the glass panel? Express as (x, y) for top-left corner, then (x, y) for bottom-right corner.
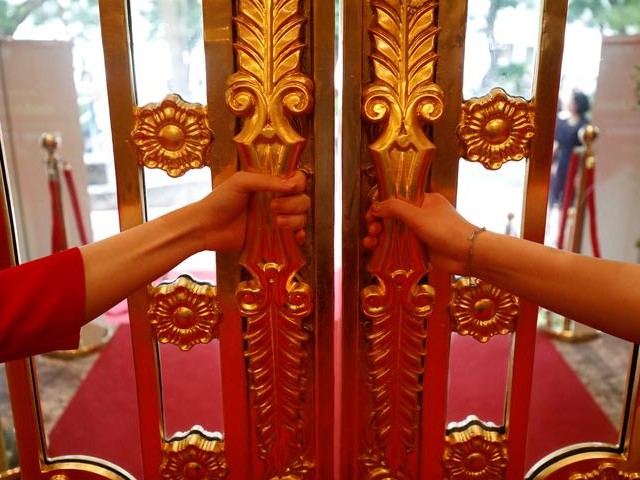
(457, 160), (526, 236)
(447, 334), (510, 426)
(130, 0), (213, 276)
(464, 0), (542, 99)
(159, 341), (224, 438)
(525, 332), (629, 472)
(0, 0), (134, 474)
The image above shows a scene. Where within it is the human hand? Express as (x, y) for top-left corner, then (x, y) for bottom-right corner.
(363, 193), (478, 274)
(196, 170), (310, 252)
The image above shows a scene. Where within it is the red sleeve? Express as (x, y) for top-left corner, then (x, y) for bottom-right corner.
(0, 248), (86, 362)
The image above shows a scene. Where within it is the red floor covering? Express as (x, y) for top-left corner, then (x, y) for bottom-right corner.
(48, 322), (618, 479)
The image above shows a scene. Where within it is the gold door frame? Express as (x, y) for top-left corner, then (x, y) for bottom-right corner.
(0, 1), (639, 479)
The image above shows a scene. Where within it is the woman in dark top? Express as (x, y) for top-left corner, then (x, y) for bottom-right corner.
(548, 89), (591, 208)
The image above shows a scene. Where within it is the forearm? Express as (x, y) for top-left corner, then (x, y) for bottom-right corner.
(79, 202), (204, 321)
(473, 231), (640, 343)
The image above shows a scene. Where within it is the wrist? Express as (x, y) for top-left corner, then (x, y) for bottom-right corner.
(466, 226), (487, 278)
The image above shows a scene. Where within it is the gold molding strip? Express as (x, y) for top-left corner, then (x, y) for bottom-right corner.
(359, 0), (443, 477)
(226, 0), (314, 478)
(457, 88), (535, 170)
(449, 277), (519, 343)
(131, 94), (214, 178)
(148, 275), (220, 350)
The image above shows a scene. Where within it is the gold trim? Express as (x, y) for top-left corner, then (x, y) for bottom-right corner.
(359, 0), (442, 477)
(457, 87), (535, 170)
(570, 463), (640, 480)
(227, 0), (314, 477)
(148, 275), (220, 350)
(131, 94), (214, 177)
(444, 420), (509, 480)
(449, 277), (519, 342)
(161, 429), (228, 479)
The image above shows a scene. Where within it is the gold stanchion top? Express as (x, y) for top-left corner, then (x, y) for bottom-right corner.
(40, 132), (61, 155)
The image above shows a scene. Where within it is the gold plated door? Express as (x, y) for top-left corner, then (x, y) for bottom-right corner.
(1, 1), (640, 479)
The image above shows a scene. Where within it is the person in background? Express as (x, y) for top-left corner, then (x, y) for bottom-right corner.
(548, 88), (591, 210)
(365, 193), (640, 344)
(0, 171), (310, 362)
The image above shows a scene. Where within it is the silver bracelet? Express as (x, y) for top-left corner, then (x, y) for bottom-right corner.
(466, 226), (486, 285)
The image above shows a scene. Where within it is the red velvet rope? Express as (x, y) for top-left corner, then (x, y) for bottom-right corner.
(48, 178), (66, 253)
(556, 151), (601, 258)
(557, 152), (580, 250)
(63, 166), (89, 245)
(585, 163), (601, 258)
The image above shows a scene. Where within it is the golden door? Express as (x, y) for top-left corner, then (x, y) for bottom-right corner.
(0, 1), (639, 479)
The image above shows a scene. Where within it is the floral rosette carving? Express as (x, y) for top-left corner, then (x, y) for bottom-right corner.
(226, 0), (314, 478)
(449, 277), (519, 343)
(443, 421), (508, 480)
(457, 87), (535, 170)
(131, 94), (213, 177)
(570, 463), (640, 480)
(161, 428), (228, 480)
(359, 0), (442, 478)
(148, 275), (220, 351)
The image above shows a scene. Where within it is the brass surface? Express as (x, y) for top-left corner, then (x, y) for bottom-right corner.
(161, 429), (228, 480)
(569, 463), (640, 479)
(359, 0), (442, 477)
(443, 420), (509, 480)
(99, 0), (165, 476)
(148, 275), (220, 350)
(131, 94), (213, 177)
(227, 0), (315, 478)
(449, 277), (519, 343)
(458, 87), (535, 170)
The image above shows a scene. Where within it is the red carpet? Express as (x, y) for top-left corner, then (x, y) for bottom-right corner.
(49, 324), (617, 478)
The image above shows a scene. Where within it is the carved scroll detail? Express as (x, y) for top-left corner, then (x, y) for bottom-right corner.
(449, 277), (519, 343)
(148, 275), (220, 350)
(161, 428), (228, 479)
(570, 463), (640, 480)
(131, 94), (213, 177)
(359, 1), (443, 478)
(443, 420), (508, 480)
(457, 88), (535, 170)
(226, 1), (314, 478)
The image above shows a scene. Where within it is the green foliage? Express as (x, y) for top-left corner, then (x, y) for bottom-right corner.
(0, 0), (98, 38)
(568, 0), (640, 34)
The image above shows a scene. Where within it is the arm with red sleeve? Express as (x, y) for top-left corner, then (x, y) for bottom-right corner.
(0, 172), (309, 362)
(0, 248), (85, 362)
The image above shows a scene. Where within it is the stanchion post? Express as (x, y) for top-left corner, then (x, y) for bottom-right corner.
(543, 124), (601, 342)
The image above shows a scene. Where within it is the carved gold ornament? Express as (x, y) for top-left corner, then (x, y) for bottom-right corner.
(449, 277), (519, 342)
(226, 0), (314, 478)
(131, 94), (213, 177)
(443, 422), (508, 480)
(457, 87), (535, 170)
(148, 275), (220, 350)
(570, 463), (640, 480)
(359, 0), (442, 478)
(161, 429), (228, 480)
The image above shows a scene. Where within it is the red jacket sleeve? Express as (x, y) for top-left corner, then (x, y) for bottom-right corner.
(0, 248), (85, 362)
